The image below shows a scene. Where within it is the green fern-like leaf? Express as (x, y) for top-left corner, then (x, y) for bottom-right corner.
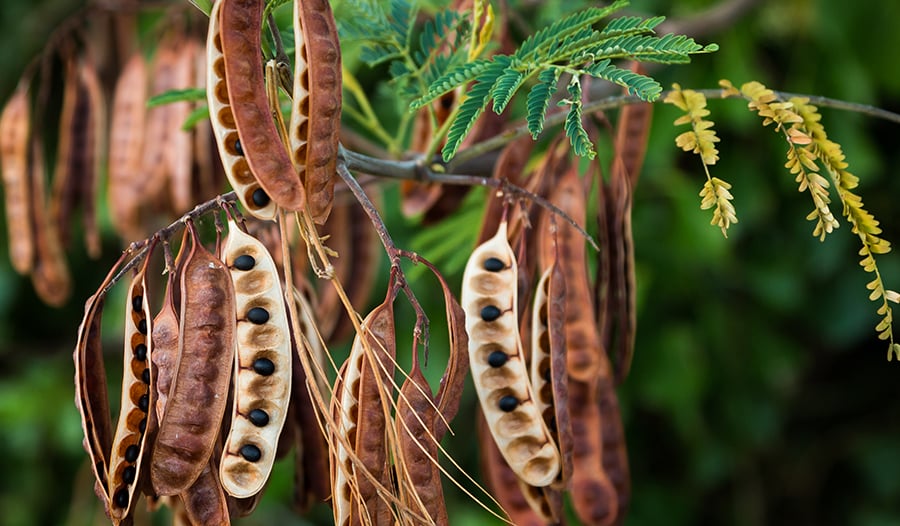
(599, 15), (665, 38)
(412, 59), (492, 109)
(441, 57), (511, 161)
(562, 79), (595, 159)
(587, 33), (717, 64)
(526, 68), (560, 139)
(586, 60), (661, 101)
(491, 67), (526, 114)
(515, 0), (628, 61)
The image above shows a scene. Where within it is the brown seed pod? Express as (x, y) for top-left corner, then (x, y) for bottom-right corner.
(30, 136), (72, 307)
(49, 56), (81, 251)
(167, 37), (199, 215)
(107, 52), (148, 240)
(77, 56), (106, 259)
(151, 222), (236, 496)
(330, 286), (397, 526)
(289, 0), (342, 223)
(181, 460), (231, 526)
(153, 229), (191, 423)
(219, 0), (305, 212)
(108, 251), (156, 521)
(598, 365), (630, 524)
(219, 221), (292, 498)
(0, 82), (34, 274)
(462, 222), (560, 488)
(205, 0), (277, 220)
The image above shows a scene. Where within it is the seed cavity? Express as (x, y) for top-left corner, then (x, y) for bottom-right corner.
(246, 307), (270, 325)
(234, 138), (243, 156)
(252, 358), (275, 376)
(239, 444), (262, 462)
(483, 257), (505, 272)
(498, 395), (519, 412)
(487, 350), (509, 367)
(252, 188), (270, 207)
(248, 408), (270, 427)
(480, 305), (502, 322)
(233, 254), (255, 270)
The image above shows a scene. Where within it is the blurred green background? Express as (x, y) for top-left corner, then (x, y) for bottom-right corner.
(1, 0), (900, 525)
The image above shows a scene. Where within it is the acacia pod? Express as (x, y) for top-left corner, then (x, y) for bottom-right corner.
(219, 0), (305, 212)
(49, 57), (80, 250)
(191, 36), (218, 203)
(151, 224), (236, 495)
(289, 0), (341, 223)
(330, 289), (397, 526)
(431, 265), (470, 440)
(219, 221), (292, 498)
(205, 0), (277, 220)
(30, 136), (72, 307)
(0, 82), (34, 274)
(153, 230), (191, 423)
(598, 365), (630, 524)
(461, 222), (560, 488)
(108, 256), (155, 521)
(167, 38), (198, 214)
(77, 56), (106, 259)
(107, 52), (148, 240)
(181, 460), (230, 526)
(529, 262), (573, 489)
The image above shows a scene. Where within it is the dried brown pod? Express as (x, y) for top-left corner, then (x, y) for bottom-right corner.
(330, 285), (397, 526)
(219, 221), (292, 498)
(30, 136), (72, 307)
(220, 0), (305, 212)
(151, 222), (236, 496)
(0, 82), (34, 274)
(167, 38), (199, 215)
(598, 364), (630, 524)
(108, 248), (156, 522)
(181, 460), (230, 526)
(462, 222), (560, 488)
(289, 0), (342, 223)
(153, 229), (191, 423)
(49, 56), (81, 251)
(78, 56), (106, 259)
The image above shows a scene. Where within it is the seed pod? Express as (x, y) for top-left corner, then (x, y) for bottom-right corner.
(49, 56), (81, 250)
(30, 136), (72, 307)
(462, 222), (560, 488)
(152, 223), (236, 496)
(108, 252), (155, 522)
(289, 0), (341, 223)
(598, 366), (630, 523)
(219, 221), (292, 498)
(153, 230), (191, 423)
(330, 287), (397, 526)
(78, 56), (106, 259)
(167, 37), (198, 215)
(220, 0), (305, 212)
(205, 0), (276, 220)
(181, 460), (230, 526)
(107, 52), (148, 240)
(0, 82), (34, 274)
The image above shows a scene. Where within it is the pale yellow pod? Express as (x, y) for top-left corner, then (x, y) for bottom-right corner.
(206, 0), (277, 220)
(219, 220), (292, 498)
(461, 222), (560, 488)
(0, 83), (33, 274)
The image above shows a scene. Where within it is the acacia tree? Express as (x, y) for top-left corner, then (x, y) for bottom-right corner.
(1, 0), (898, 525)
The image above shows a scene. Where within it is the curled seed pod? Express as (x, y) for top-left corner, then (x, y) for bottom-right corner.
(181, 460), (230, 526)
(530, 261), (573, 489)
(108, 253), (156, 522)
(219, 221), (292, 498)
(289, 0), (342, 223)
(153, 230), (191, 422)
(49, 57), (81, 251)
(205, 0), (276, 220)
(107, 52), (148, 240)
(152, 224), (236, 496)
(220, 0), (305, 212)
(0, 82), (34, 274)
(462, 222), (560, 488)
(330, 288), (397, 526)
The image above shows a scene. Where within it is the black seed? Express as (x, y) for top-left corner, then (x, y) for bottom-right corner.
(483, 257), (505, 272)
(234, 254), (255, 270)
(239, 444), (262, 462)
(252, 358), (275, 376)
(124, 445), (139, 463)
(234, 139), (244, 156)
(543, 367), (551, 382)
(248, 409), (270, 427)
(138, 418), (146, 434)
(480, 305), (502, 322)
(137, 319), (147, 334)
(246, 307), (270, 324)
(252, 188), (270, 206)
(122, 465), (136, 484)
(131, 295), (143, 312)
(134, 344), (147, 361)
(114, 488), (129, 508)
(138, 394), (149, 412)
(498, 395), (519, 412)
(141, 368), (150, 384)
(487, 350), (509, 367)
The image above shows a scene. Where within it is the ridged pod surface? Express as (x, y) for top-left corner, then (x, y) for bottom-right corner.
(181, 460), (230, 526)
(206, 0), (277, 220)
(289, 0), (341, 223)
(152, 225), (236, 496)
(0, 83), (33, 274)
(219, 221), (292, 498)
(461, 222), (560, 488)
(220, 0), (305, 212)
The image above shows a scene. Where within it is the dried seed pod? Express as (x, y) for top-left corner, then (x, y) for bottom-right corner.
(107, 52), (148, 240)
(30, 136), (72, 307)
(289, 0), (342, 223)
(331, 288), (397, 526)
(153, 230), (191, 422)
(181, 460), (230, 526)
(77, 56), (106, 259)
(206, 0), (277, 220)
(49, 57), (81, 250)
(598, 367), (630, 524)
(219, 0), (305, 212)
(462, 222), (560, 488)
(108, 253), (155, 522)
(152, 223), (236, 496)
(167, 38), (198, 214)
(0, 82), (34, 274)
(219, 221), (292, 498)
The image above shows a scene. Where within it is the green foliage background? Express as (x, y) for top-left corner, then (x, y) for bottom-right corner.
(1, 0), (899, 525)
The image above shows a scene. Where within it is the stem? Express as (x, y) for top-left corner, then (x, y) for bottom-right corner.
(342, 67), (398, 151)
